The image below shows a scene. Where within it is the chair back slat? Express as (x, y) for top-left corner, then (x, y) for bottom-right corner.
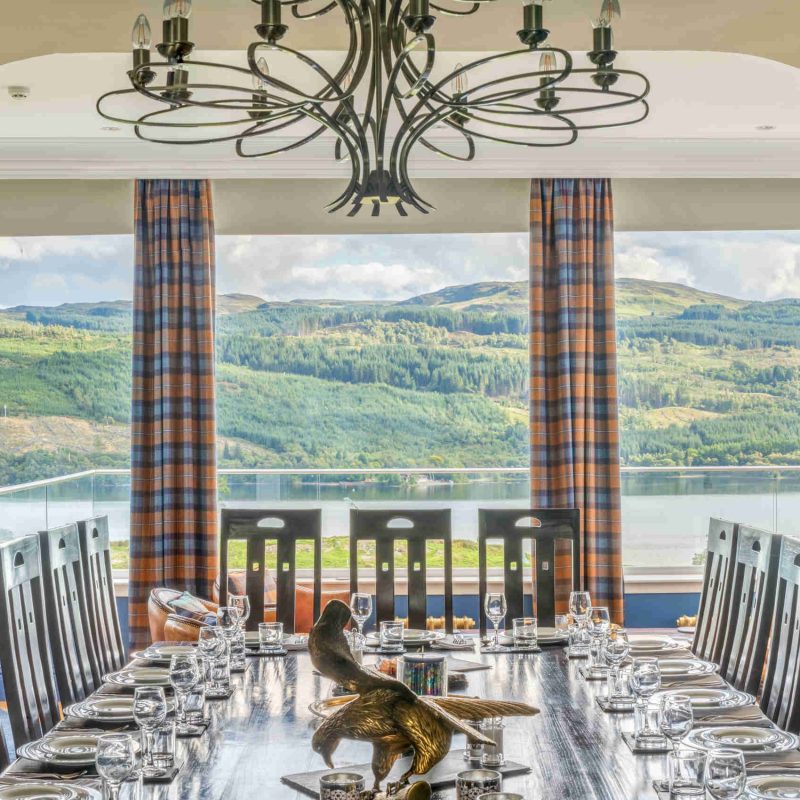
(39, 523), (100, 705)
(349, 509), (453, 633)
(220, 509), (322, 633)
(720, 524), (781, 694)
(478, 508), (581, 632)
(760, 536), (800, 731)
(77, 516), (126, 674)
(692, 518), (739, 664)
(0, 535), (61, 746)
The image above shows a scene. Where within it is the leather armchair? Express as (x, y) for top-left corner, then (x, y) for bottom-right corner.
(164, 613), (207, 642)
(148, 588), (217, 643)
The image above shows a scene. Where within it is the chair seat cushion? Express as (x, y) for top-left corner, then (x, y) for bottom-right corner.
(168, 592), (217, 626)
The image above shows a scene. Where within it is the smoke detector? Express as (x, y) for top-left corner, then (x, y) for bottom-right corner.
(7, 86), (30, 100)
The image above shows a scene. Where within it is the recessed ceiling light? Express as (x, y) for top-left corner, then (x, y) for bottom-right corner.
(757, 125), (776, 131)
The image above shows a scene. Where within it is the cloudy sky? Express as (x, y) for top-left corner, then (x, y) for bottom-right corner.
(1, 230), (799, 307)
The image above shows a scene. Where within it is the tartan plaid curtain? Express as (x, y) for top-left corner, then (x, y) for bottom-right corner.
(529, 178), (624, 622)
(129, 179), (219, 648)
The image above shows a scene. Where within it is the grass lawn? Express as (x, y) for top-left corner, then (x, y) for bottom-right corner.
(110, 537), (524, 571)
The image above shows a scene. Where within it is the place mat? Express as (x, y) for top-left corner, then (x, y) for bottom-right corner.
(245, 648), (288, 658)
(176, 719), (209, 738)
(447, 657), (491, 673)
(653, 780), (670, 799)
(596, 697), (635, 713)
(566, 648), (589, 660)
(578, 666), (608, 682)
(693, 705), (775, 727)
(660, 674), (729, 690)
(621, 732), (671, 755)
(744, 753), (800, 775)
(205, 687), (235, 701)
(143, 761), (182, 784)
(282, 751), (530, 798)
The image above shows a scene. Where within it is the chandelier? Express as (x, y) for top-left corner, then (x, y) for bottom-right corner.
(98, 0), (649, 216)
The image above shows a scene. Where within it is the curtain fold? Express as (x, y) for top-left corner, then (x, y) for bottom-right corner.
(529, 177), (624, 621)
(129, 179), (218, 648)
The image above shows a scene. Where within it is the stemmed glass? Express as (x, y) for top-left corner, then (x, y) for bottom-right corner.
(95, 733), (137, 800)
(484, 593), (507, 652)
(350, 593), (373, 637)
(132, 687), (167, 776)
(568, 591), (591, 621)
(705, 749), (746, 800)
(587, 606), (611, 672)
(630, 657), (662, 742)
(604, 628), (630, 699)
(169, 653), (200, 735)
(659, 694), (694, 752)
(230, 594), (251, 628)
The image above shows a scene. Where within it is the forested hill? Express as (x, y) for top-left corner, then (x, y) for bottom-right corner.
(0, 277), (798, 487)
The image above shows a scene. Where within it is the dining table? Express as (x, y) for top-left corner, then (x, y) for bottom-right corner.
(2, 644), (688, 800)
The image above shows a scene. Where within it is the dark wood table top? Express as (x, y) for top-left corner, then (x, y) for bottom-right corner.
(8, 649), (669, 799)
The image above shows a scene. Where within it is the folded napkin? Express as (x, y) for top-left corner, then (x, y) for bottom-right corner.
(283, 635), (308, 651)
(693, 705), (774, 727)
(660, 674), (729, 690)
(745, 752), (800, 774)
(430, 636), (477, 651)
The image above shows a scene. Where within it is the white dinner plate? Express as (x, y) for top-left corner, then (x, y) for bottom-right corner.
(18, 734), (100, 767)
(651, 687), (754, 709)
(746, 774), (800, 798)
(0, 783), (101, 800)
(366, 629), (444, 645)
(657, 658), (718, 677)
(629, 634), (686, 653)
(677, 626), (696, 635)
(103, 667), (172, 688)
(686, 726), (799, 754)
(139, 643), (196, 660)
(538, 627), (568, 642)
(64, 695), (174, 722)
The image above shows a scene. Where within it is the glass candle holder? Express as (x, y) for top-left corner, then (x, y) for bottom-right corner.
(463, 720), (483, 762)
(319, 772), (365, 800)
(480, 718), (505, 767)
(379, 620), (404, 653)
(398, 653), (448, 697)
(456, 769), (502, 800)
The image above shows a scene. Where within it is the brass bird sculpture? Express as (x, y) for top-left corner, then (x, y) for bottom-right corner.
(309, 600), (540, 794)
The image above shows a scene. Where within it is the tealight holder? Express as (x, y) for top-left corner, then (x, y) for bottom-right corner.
(319, 771), (365, 800)
(398, 653), (448, 697)
(456, 769), (502, 800)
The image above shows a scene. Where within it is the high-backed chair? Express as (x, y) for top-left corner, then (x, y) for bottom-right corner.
(350, 508), (453, 633)
(478, 508), (580, 632)
(0, 535), (61, 746)
(77, 516), (126, 673)
(692, 518), (739, 664)
(39, 523), (100, 705)
(220, 509), (322, 633)
(760, 536), (800, 731)
(720, 524), (781, 695)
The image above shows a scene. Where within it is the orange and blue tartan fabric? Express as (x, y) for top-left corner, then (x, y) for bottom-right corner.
(529, 178), (624, 623)
(129, 179), (219, 648)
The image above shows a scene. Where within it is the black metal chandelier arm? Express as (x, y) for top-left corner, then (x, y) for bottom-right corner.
(443, 115), (580, 148)
(428, 2), (480, 15)
(290, 0), (338, 18)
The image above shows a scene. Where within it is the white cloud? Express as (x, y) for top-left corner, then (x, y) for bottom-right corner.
(615, 241), (694, 285)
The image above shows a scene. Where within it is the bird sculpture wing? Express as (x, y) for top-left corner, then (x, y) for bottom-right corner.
(430, 696), (541, 721)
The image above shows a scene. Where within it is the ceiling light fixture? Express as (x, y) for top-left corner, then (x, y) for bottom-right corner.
(98, 0), (650, 216)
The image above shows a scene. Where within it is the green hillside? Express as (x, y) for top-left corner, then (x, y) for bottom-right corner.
(0, 277), (798, 486)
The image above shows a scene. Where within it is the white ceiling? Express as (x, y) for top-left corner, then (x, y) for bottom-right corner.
(0, 49), (799, 180)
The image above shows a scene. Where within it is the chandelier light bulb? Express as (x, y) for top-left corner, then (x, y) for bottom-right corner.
(451, 64), (468, 97)
(252, 57), (270, 91)
(539, 49), (558, 73)
(132, 14), (152, 49)
(595, 0), (620, 27)
(174, 0), (192, 19)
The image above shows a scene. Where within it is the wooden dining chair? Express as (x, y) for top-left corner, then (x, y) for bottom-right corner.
(76, 516), (127, 674)
(350, 508), (453, 634)
(719, 524), (782, 695)
(760, 536), (800, 732)
(220, 508), (322, 633)
(0, 535), (61, 746)
(39, 522), (101, 704)
(478, 508), (581, 633)
(691, 518), (739, 664)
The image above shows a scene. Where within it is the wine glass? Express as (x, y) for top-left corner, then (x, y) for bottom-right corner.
(132, 687), (167, 776)
(630, 657), (662, 740)
(604, 628), (630, 697)
(216, 605), (241, 639)
(484, 592), (507, 652)
(169, 653), (200, 734)
(230, 594), (251, 628)
(95, 733), (136, 800)
(568, 591), (591, 621)
(350, 593), (373, 637)
(705, 749), (746, 800)
(659, 693), (694, 752)
(587, 606), (611, 671)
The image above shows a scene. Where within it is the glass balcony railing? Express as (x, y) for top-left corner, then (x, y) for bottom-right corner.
(1, 467), (798, 575)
